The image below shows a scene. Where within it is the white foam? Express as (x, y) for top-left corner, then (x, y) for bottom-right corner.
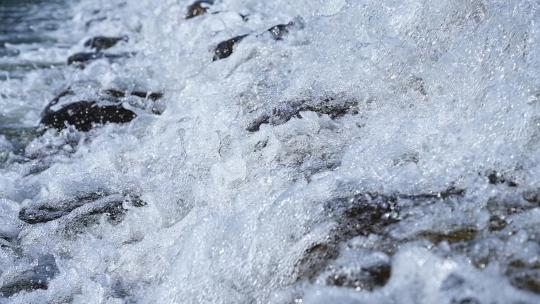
(1, 0), (540, 303)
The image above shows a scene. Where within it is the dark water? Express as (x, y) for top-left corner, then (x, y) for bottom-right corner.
(0, 0), (71, 79)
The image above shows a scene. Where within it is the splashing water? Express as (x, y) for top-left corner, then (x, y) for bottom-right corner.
(1, 0), (540, 303)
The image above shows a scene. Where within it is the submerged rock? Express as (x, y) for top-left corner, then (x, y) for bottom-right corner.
(296, 243), (339, 281)
(213, 35), (248, 61)
(325, 262), (392, 291)
(247, 97), (359, 132)
(523, 189), (540, 205)
(487, 170), (518, 187)
(104, 89), (163, 101)
(185, 0), (213, 19)
(258, 18), (304, 40)
(295, 193), (399, 283)
(60, 194), (146, 232)
(398, 186), (465, 200)
(418, 227), (478, 245)
(267, 23), (292, 40)
(84, 36), (127, 51)
(0, 254), (59, 297)
(67, 52), (102, 65)
(19, 193), (145, 225)
(294, 187), (469, 285)
(19, 192), (108, 224)
(332, 193), (399, 238)
(67, 52), (133, 67)
(506, 260), (540, 294)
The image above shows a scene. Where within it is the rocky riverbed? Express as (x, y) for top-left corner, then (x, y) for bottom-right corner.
(1, 0), (540, 303)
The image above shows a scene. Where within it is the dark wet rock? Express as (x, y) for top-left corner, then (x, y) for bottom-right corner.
(19, 193), (145, 225)
(506, 260), (540, 294)
(267, 23), (293, 41)
(486, 196), (532, 217)
(392, 152), (420, 166)
(39, 86), (164, 131)
(67, 52), (103, 65)
(398, 186), (465, 200)
(246, 115), (270, 132)
(67, 52), (134, 67)
(0, 236), (18, 252)
(418, 227), (478, 245)
(330, 193), (399, 238)
(293, 187), (472, 285)
(260, 19), (304, 40)
(239, 13), (249, 22)
(296, 244), (339, 280)
(40, 101), (136, 131)
(295, 193), (399, 283)
(409, 76), (427, 96)
(103, 88), (126, 98)
(23, 161), (53, 176)
(325, 262), (391, 291)
(104, 89), (163, 101)
(523, 189), (540, 205)
(185, 0), (214, 19)
(84, 36), (127, 51)
(131, 91), (163, 101)
(85, 16), (107, 28)
(247, 97), (359, 132)
(487, 171), (518, 187)
(52, 194), (145, 236)
(295, 243), (339, 281)
(0, 254), (58, 297)
(450, 298), (481, 304)
(213, 35), (248, 61)
(488, 215), (508, 231)
(19, 192), (108, 224)
(63, 194), (145, 228)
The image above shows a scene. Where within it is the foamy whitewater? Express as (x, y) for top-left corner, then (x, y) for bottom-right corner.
(1, 0), (540, 303)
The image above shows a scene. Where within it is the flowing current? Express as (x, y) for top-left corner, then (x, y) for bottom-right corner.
(1, 0), (540, 303)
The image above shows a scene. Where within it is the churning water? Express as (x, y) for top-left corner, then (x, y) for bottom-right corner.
(1, 0), (540, 303)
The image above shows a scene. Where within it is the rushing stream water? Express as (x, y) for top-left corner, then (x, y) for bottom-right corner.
(1, 0), (540, 303)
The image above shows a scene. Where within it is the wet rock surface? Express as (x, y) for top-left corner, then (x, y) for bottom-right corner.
(263, 20), (303, 41)
(19, 192), (145, 225)
(84, 36), (127, 51)
(67, 52), (134, 67)
(213, 35), (248, 61)
(325, 262), (391, 291)
(103, 89), (163, 101)
(506, 260), (540, 294)
(247, 97), (359, 132)
(267, 23), (292, 41)
(40, 101), (136, 131)
(39, 86), (163, 131)
(0, 255), (58, 297)
(185, 1), (214, 19)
